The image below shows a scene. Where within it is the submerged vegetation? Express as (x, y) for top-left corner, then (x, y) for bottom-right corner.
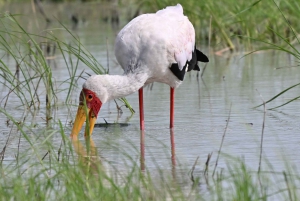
(1, 0), (300, 200)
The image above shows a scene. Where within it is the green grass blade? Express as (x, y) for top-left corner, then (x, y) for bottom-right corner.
(269, 96), (300, 110)
(253, 82), (300, 108)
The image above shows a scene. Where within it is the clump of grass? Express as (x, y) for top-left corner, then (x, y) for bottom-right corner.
(0, 13), (55, 111)
(2, 111), (300, 201)
(0, 12), (134, 115)
(132, 0), (300, 51)
(0, 12), (189, 200)
(2, 4), (300, 201)
(1, 101), (300, 201)
(1, 91), (300, 200)
(247, 0), (300, 110)
(0, 108), (196, 201)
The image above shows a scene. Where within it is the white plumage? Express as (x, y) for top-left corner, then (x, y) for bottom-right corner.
(115, 4), (195, 85)
(71, 4), (208, 137)
(84, 4), (199, 104)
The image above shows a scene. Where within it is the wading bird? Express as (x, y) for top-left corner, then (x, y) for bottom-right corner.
(71, 4), (209, 137)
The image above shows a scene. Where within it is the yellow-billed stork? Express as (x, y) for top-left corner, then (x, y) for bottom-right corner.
(71, 4), (209, 137)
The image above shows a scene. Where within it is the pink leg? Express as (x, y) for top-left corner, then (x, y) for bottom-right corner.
(140, 130), (145, 171)
(170, 128), (176, 166)
(170, 87), (175, 128)
(139, 88), (145, 130)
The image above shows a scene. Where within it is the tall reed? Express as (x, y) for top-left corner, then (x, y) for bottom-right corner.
(135, 0), (300, 51)
(0, 13), (134, 115)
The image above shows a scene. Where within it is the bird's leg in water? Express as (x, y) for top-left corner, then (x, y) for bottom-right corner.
(139, 88), (145, 130)
(170, 87), (175, 128)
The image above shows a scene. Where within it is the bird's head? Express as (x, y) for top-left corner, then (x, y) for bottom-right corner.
(70, 76), (107, 138)
(70, 88), (102, 138)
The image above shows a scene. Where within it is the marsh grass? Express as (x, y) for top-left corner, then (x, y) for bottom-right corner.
(136, 0), (300, 52)
(0, 13), (134, 115)
(2, 117), (300, 201)
(1, 103), (300, 200)
(246, 0), (300, 110)
(0, 110), (196, 200)
(139, 0), (300, 110)
(2, 2), (300, 201)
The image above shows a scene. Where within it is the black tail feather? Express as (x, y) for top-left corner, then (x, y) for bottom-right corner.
(169, 45), (209, 81)
(196, 49), (209, 63)
(193, 64), (200, 71)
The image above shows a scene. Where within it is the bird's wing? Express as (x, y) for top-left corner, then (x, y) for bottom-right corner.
(115, 4), (202, 75)
(172, 22), (195, 71)
(156, 4), (195, 71)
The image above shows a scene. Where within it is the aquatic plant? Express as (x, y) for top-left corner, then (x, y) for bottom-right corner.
(1, 109), (300, 201)
(250, 1), (300, 110)
(131, 0), (300, 52)
(1, 1), (300, 200)
(0, 13), (134, 115)
(3, 0), (300, 51)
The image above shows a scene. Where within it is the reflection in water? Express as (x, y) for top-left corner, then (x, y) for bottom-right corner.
(140, 129), (176, 173)
(71, 137), (101, 175)
(140, 130), (145, 171)
(1, 7), (300, 196)
(170, 128), (177, 181)
(170, 128), (176, 167)
(71, 129), (177, 179)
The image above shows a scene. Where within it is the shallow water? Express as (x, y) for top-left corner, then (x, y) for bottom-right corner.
(1, 2), (300, 199)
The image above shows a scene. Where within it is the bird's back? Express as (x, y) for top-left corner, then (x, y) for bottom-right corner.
(115, 4), (196, 87)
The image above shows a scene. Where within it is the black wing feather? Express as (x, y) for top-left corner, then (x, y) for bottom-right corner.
(169, 44), (209, 81)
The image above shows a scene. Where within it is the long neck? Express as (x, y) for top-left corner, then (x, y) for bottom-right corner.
(85, 71), (149, 103)
(106, 72), (148, 100)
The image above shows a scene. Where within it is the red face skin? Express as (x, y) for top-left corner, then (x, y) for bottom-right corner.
(70, 88), (102, 138)
(80, 88), (102, 118)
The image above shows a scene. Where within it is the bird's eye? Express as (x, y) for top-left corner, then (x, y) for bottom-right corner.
(88, 94), (93, 100)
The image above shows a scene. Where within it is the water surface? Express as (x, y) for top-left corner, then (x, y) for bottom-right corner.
(1, 3), (300, 199)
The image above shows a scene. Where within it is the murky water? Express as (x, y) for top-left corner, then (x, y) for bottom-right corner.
(1, 2), (300, 199)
